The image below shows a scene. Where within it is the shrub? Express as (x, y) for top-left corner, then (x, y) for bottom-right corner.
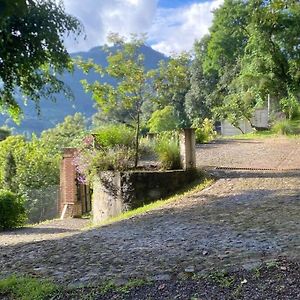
(279, 94), (299, 120)
(93, 124), (135, 149)
(148, 106), (179, 133)
(0, 190), (27, 230)
(192, 118), (216, 144)
(154, 132), (181, 170)
(74, 126), (136, 182)
(272, 120), (293, 135)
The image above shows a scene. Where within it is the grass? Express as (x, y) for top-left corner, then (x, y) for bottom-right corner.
(0, 275), (57, 300)
(91, 174), (214, 229)
(220, 130), (276, 140)
(221, 118), (300, 140)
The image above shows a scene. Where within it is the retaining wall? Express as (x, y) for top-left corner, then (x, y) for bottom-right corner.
(92, 170), (199, 223)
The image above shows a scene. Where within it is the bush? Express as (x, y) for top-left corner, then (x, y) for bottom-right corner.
(74, 126), (136, 182)
(93, 124), (135, 149)
(279, 94), (299, 120)
(148, 106), (179, 133)
(0, 190), (27, 230)
(192, 118), (216, 143)
(154, 132), (181, 170)
(272, 120), (293, 135)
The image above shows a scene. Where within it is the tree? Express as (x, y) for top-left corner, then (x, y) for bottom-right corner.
(40, 113), (87, 154)
(3, 150), (16, 191)
(148, 106), (179, 133)
(0, 0), (82, 120)
(185, 36), (218, 124)
(197, 0), (300, 129)
(78, 34), (153, 167)
(0, 134), (60, 223)
(151, 52), (191, 127)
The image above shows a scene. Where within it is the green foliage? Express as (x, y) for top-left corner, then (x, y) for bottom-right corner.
(272, 120), (293, 135)
(151, 52), (191, 127)
(196, 0), (300, 128)
(192, 118), (216, 143)
(93, 124), (135, 149)
(0, 135), (60, 223)
(77, 33), (152, 167)
(0, 275), (57, 300)
(208, 270), (236, 288)
(0, 190), (27, 230)
(148, 106), (179, 133)
(75, 125), (137, 182)
(3, 151), (16, 191)
(279, 94), (299, 120)
(154, 132), (181, 170)
(185, 36), (216, 124)
(0, 0), (82, 120)
(40, 113), (87, 154)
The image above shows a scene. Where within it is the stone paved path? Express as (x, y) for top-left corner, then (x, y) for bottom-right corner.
(0, 138), (299, 286)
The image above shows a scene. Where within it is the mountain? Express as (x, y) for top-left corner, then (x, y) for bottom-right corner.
(0, 45), (167, 135)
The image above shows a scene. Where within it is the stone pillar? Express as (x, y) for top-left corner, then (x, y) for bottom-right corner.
(180, 128), (196, 170)
(59, 148), (82, 218)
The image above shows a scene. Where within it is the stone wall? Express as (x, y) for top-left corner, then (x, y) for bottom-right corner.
(92, 170), (199, 223)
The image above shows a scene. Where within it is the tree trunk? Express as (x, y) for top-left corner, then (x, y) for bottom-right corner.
(134, 111), (140, 168)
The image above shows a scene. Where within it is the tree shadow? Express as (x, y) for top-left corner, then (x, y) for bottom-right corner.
(0, 226), (81, 236)
(207, 169), (300, 179)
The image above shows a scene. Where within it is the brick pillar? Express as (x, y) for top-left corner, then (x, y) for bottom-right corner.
(180, 128), (196, 170)
(59, 148), (82, 218)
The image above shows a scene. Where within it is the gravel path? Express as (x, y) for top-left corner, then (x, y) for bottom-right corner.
(0, 138), (299, 290)
(196, 137), (300, 170)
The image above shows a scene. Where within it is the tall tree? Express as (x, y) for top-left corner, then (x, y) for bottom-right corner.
(185, 36), (218, 123)
(40, 113), (87, 154)
(78, 34), (153, 167)
(151, 52), (191, 127)
(0, 0), (82, 120)
(198, 0), (300, 128)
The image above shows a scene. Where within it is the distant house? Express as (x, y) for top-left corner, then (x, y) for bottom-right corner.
(221, 108), (269, 136)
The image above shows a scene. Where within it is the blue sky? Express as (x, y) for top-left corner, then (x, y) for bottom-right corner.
(158, 0), (207, 8)
(64, 0), (223, 55)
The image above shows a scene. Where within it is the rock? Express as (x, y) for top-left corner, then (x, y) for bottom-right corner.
(184, 266), (195, 273)
(152, 274), (171, 281)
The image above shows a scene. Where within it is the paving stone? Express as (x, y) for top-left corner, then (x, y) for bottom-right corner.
(0, 138), (299, 285)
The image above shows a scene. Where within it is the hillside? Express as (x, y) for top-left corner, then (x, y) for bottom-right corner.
(0, 45), (167, 135)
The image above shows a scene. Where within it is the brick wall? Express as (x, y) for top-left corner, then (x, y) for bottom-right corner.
(59, 148), (82, 217)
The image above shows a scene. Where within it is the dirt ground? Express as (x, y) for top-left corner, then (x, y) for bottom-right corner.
(0, 137), (299, 299)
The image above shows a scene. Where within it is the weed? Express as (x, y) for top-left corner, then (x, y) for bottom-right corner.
(117, 278), (148, 293)
(266, 260), (279, 269)
(98, 280), (116, 294)
(0, 275), (57, 300)
(208, 270), (236, 288)
(253, 267), (261, 279)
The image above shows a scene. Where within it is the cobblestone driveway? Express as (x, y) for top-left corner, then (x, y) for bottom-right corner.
(0, 138), (299, 286)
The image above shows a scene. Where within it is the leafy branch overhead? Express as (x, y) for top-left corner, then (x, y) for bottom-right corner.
(0, 0), (83, 121)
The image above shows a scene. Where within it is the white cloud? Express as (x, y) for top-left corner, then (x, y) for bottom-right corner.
(63, 0), (223, 55)
(150, 0), (223, 55)
(64, 0), (158, 53)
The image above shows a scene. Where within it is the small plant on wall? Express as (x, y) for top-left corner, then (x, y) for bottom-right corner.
(73, 125), (136, 183)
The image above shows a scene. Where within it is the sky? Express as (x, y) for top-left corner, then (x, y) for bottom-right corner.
(63, 0), (224, 56)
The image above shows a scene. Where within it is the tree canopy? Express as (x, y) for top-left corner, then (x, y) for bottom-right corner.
(192, 0), (300, 127)
(78, 34), (153, 167)
(0, 0), (82, 120)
